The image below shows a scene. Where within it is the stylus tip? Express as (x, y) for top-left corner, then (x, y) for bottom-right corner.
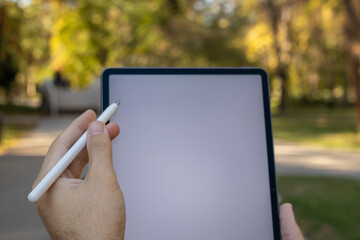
(27, 192), (37, 203)
(115, 100), (120, 105)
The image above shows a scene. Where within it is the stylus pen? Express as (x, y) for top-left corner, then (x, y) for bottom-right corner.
(27, 100), (120, 203)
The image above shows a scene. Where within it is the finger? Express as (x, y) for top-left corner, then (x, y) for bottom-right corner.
(33, 110), (96, 187)
(279, 203), (305, 240)
(63, 147), (89, 179)
(85, 121), (116, 184)
(44, 109), (96, 168)
(106, 122), (120, 140)
(67, 122), (120, 178)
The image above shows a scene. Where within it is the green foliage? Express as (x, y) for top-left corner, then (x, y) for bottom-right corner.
(0, 2), (22, 96)
(278, 176), (360, 240)
(1, 0), (359, 104)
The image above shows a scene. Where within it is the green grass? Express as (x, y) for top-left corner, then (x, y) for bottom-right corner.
(278, 176), (360, 240)
(272, 107), (360, 151)
(0, 123), (34, 153)
(0, 103), (41, 114)
(0, 103), (41, 153)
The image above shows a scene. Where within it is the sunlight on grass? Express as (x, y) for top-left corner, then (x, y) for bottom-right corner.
(0, 124), (34, 154)
(278, 176), (360, 240)
(272, 107), (360, 151)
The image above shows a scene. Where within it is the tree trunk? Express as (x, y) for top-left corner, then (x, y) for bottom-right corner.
(343, 0), (360, 130)
(348, 54), (360, 129)
(265, 0), (290, 112)
(342, 75), (349, 106)
(278, 66), (288, 112)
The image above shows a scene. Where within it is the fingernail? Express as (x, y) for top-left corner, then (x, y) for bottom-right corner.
(88, 121), (105, 136)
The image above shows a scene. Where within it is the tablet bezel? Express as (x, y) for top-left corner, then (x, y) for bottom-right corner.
(101, 67), (281, 240)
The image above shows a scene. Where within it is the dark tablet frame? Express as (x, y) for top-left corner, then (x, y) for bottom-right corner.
(101, 67), (281, 240)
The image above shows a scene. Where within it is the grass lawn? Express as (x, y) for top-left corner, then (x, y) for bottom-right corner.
(0, 103), (42, 153)
(278, 176), (360, 240)
(272, 106), (360, 151)
(0, 103), (41, 114)
(0, 123), (35, 154)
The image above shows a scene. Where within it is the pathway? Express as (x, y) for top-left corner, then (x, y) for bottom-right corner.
(275, 140), (360, 179)
(1, 115), (360, 239)
(0, 115), (76, 240)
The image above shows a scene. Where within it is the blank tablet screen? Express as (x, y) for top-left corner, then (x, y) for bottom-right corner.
(104, 69), (278, 240)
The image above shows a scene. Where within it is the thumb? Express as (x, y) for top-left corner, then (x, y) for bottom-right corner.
(280, 203), (304, 240)
(86, 121), (116, 182)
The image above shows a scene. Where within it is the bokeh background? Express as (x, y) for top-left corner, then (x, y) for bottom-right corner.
(0, 0), (360, 239)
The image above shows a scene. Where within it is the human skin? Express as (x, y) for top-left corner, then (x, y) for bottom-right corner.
(280, 203), (305, 240)
(32, 110), (125, 240)
(32, 109), (304, 240)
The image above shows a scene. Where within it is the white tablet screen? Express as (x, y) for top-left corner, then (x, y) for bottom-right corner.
(108, 73), (275, 239)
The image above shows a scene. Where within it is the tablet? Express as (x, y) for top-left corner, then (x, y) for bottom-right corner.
(102, 68), (280, 240)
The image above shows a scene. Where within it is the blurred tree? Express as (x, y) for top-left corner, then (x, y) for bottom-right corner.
(265, 0), (292, 112)
(49, 1), (100, 87)
(343, 0), (360, 129)
(156, 0), (248, 67)
(297, 0), (346, 105)
(20, 0), (52, 96)
(3, 0), (359, 122)
(236, 0), (350, 109)
(0, 2), (21, 101)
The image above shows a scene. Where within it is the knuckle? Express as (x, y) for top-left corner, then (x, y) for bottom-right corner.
(89, 135), (110, 148)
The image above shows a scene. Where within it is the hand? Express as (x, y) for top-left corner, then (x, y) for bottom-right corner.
(280, 203), (305, 240)
(32, 110), (126, 240)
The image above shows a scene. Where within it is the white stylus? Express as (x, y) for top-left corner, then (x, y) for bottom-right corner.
(27, 100), (120, 202)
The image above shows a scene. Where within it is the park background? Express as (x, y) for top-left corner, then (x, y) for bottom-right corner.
(0, 0), (360, 239)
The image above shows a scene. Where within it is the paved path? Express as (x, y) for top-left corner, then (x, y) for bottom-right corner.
(1, 115), (360, 239)
(275, 140), (360, 179)
(0, 115), (76, 240)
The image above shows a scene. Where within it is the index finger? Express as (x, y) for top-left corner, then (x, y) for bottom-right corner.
(33, 110), (96, 187)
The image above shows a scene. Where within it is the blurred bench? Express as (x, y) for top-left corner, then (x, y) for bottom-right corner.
(41, 80), (100, 115)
